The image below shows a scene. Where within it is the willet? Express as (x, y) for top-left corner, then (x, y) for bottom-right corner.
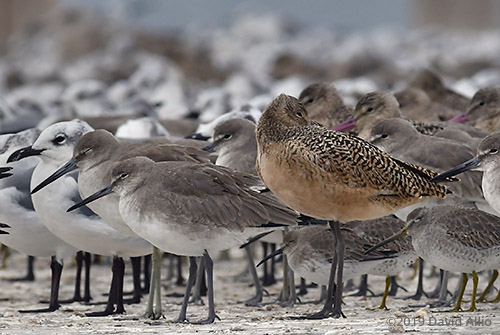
(68, 156), (299, 323)
(255, 94), (449, 318)
(366, 205), (500, 312)
(407, 69), (470, 112)
(461, 86), (500, 132)
(8, 120), (153, 316)
(395, 88), (458, 122)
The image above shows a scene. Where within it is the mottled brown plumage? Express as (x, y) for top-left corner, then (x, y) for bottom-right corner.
(256, 94), (449, 223)
(298, 82), (352, 128)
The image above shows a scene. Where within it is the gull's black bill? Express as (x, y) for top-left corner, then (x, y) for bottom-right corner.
(67, 185), (114, 213)
(0, 222), (10, 234)
(31, 159), (78, 194)
(256, 246), (284, 267)
(0, 167), (13, 180)
(7, 146), (45, 163)
(429, 157), (480, 183)
(364, 227), (407, 255)
(185, 133), (210, 141)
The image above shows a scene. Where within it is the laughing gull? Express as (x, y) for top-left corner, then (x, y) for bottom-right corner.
(8, 120), (153, 316)
(0, 128), (77, 312)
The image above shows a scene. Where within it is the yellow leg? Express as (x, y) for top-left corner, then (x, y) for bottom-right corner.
(465, 271), (479, 312)
(378, 276), (391, 310)
(477, 270), (497, 303)
(447, 273), (468, 312)
(487, 275), (500, 303)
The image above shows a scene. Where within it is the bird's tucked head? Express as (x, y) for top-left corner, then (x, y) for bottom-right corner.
(257, 94), (310, 142)
(466, 86), (500, 121)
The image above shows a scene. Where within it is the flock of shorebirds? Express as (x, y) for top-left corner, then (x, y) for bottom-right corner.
(1, 67), (500, 326)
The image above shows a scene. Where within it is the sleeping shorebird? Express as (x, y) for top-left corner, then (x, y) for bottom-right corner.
(255, 94), (449, 318)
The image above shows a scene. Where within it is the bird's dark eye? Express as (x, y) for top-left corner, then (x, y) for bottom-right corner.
(53, 134), (66, 145)
(479, 101), (485, 106)
(307, 98), (314, 104)
(381, 133), (388, 139)
(119, 173), (129, 180)
(367, 107), (374, 113)
(223, 134), (232, 140)
(489, 148), (498, 154)
(296, 112), (304, 118)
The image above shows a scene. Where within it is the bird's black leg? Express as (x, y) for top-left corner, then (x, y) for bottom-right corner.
(192, 251), (219, 324)
(142, 254), (151, 293)
(10, 256), (36, 282)
(244, 245), (267, 306)
(86, 257), (119, 316)
(127, 256), (142, 304)
(83, 252), (92, 302)
(20, 256), (62, 313)
(174, 256), (198, 323)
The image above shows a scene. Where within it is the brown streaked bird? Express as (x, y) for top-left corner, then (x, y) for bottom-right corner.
(256, 94), (449, 318)
(68, 156), (299, 323)
(366, 205), (500, 312)
(298, 82), (352, 129)
(408, 69), (470, 112)
(395, 88), (458, 122)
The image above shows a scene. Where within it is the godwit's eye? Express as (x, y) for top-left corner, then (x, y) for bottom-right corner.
(307, 98), (314, 104)
(296, 112), (304, 118)
(479, 101), (485, 106)
(489, 148), (498, 154)
(381, 133), (388, 139)
(366, 107), (374, 113)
